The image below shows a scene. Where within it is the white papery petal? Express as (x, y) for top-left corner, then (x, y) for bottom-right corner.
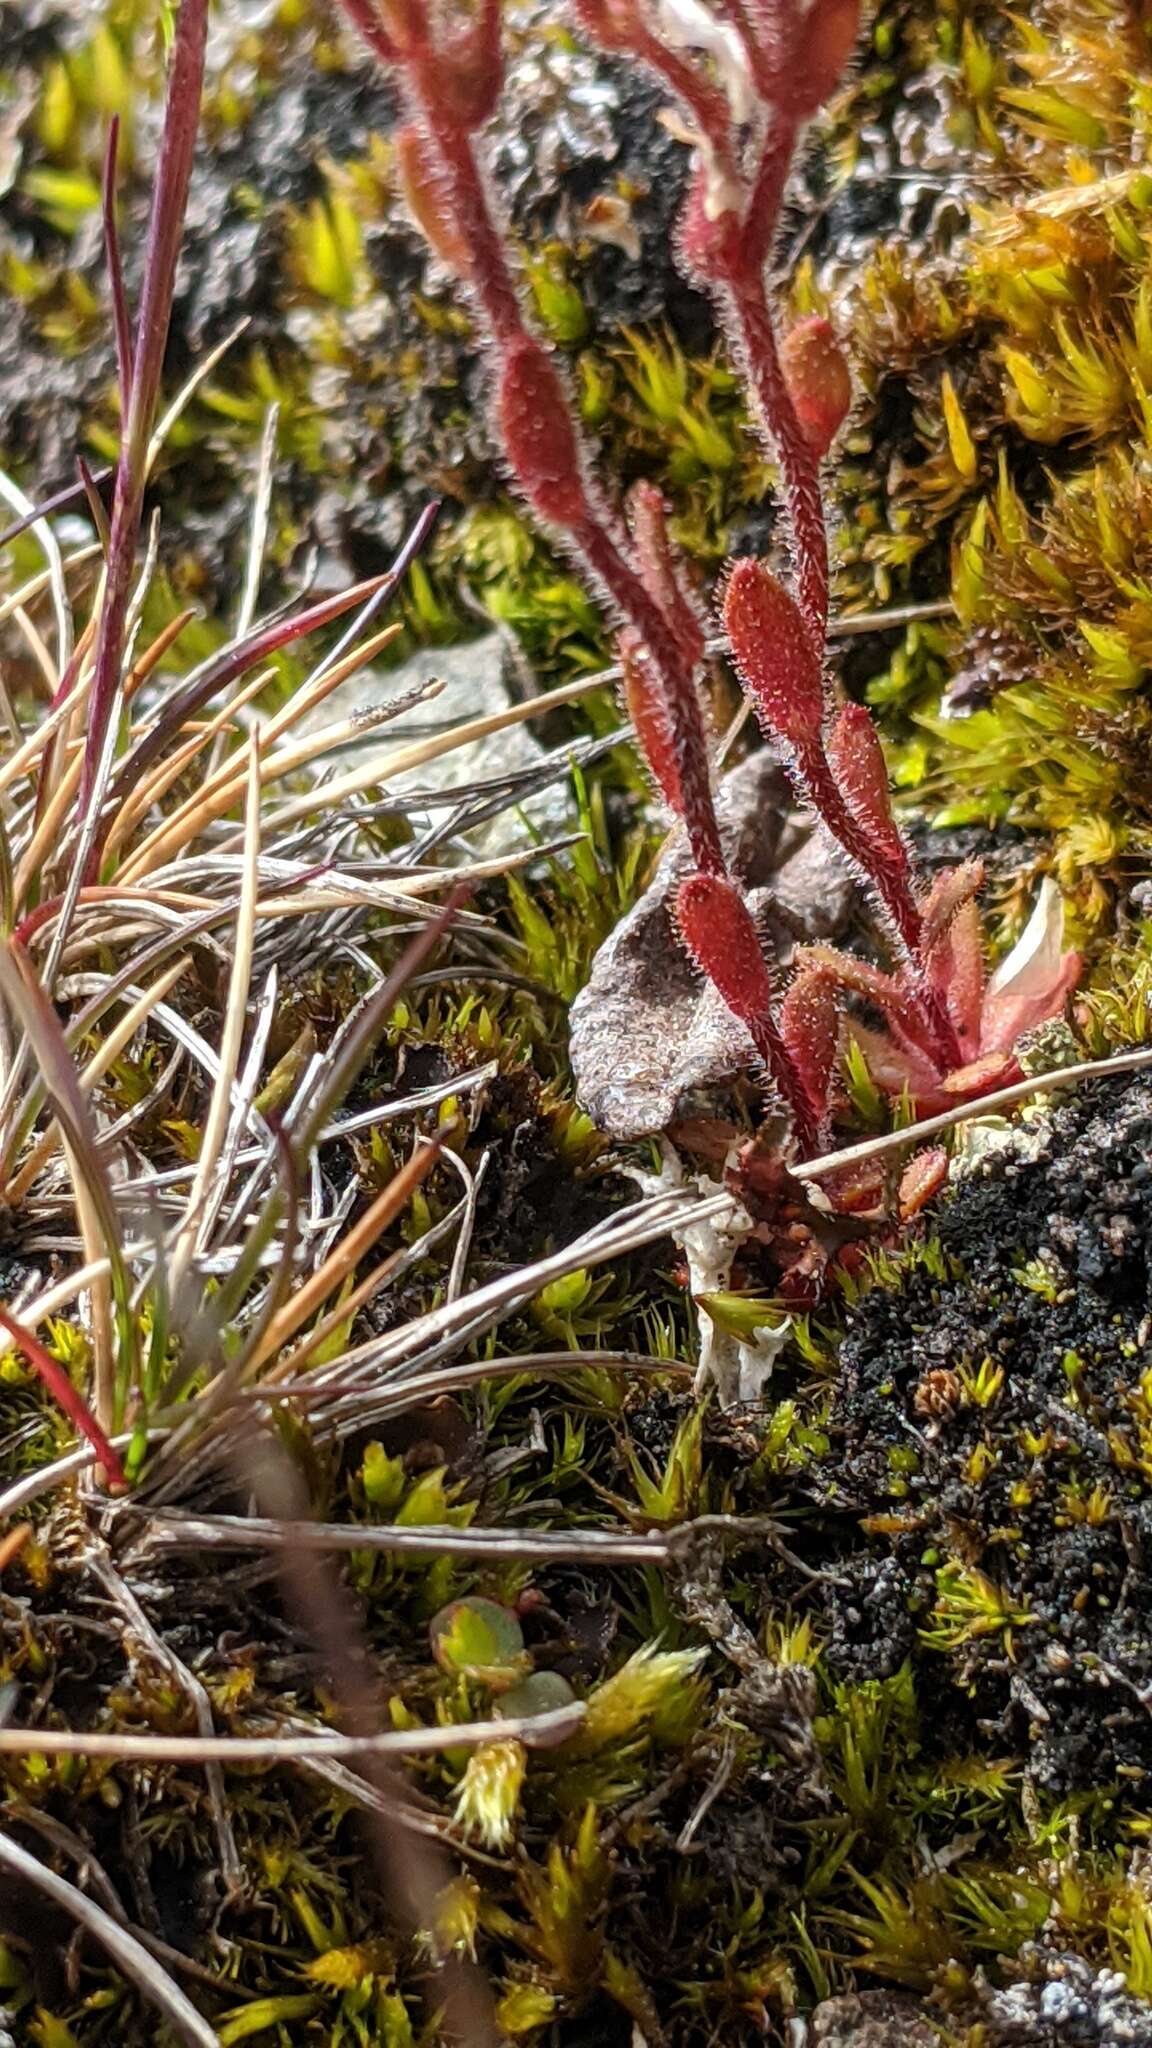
(986, 875), (1064, 1004)
(981, 876), (1079, 1054)
(650, 0), (755, 122)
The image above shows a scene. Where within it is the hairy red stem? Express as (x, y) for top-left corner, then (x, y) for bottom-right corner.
(723, 268), (829, 645)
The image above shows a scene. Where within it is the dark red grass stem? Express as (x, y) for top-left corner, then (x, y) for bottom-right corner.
(83, 0), (209, 816)
(101, 116), (134, 414)
(0, 1305), (127, 1491)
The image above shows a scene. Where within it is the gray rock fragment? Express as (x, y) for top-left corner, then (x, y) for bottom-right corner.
(569, 749), (857, 1140)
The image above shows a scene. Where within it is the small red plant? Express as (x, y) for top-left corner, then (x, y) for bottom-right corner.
(335, 0), (1081, 1186)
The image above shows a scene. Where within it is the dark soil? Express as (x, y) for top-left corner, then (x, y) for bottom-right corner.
(824, 1071), (1152, 1799)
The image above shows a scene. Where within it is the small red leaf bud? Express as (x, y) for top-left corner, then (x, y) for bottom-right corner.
(781, 970), (840, 1119)
(675, 873), (774, 1034)
(722, 557), (824, 748)
(497, 342), (587, 527)
(394, 126), (470, 275)
(619, 630), (683, 816)
(825, 701), (906, 868)
(627, 481), (705, 673)
(938, 1049), (1017, 1099)
(920, 858), (985, 951)
(898, 1146), (948, 1219)
(934, 895), (985, 1054)
(774, 0), (861, 116)
(426, 0), (505, 129)
(780, 316), (852, 454)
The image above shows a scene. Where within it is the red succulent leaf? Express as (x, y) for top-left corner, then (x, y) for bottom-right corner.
(935, 895), (986, 1057)
(627, 481), (706, 673)
(779, 316), (853, 455)
(675, 874), (821, 1146)
(898, 1146), (949, 1219)
(798, 944), (941, 1066)
(781, 969), (840, 1125)
(497, 342), (587, 526)
(619, 629), (683, 816)
(430, 0), (504, 128)
(722, 557), (824, 748)
(675, 872), (775, 1032)
(394, 125), (471, 273)
(824, 700), (906, 869)
(937, 1049), (1019, 1099)
(919, 858), (985, 950)
(775, 0), (862, 115)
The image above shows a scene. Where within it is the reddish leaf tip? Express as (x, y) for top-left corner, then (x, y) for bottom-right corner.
(825, 700), (906, 868)
(780, 970), (840, 1123)
(775, 0), (862, 116)
(675, 872), (774, 1029)
(497, 342), (586, 527)
(898, 1146), (949, 1219)
(780, 316), (852, 455)
(619, 631), (683, 816)
(722, 557), (824, 747)
(394, 125), (471, 274)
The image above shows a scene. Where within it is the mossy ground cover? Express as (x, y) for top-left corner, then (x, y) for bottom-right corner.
(3, 0), (1152, 2044)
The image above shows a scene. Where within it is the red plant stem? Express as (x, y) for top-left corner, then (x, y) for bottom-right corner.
(797, 744), (962, 1069)
(752, 1012), (820, 1150)
(714, 0), (777, 98)
(574, 519), (724, 874)
(740, 115), (796, 272)
(613, 42), (825, 640)
(413, 114), (523, 339)
(0, 1305), (127, 1490)
(625, 26), (738, 175)
(410, 89), (726, 875)
(723, 266), (829, 646)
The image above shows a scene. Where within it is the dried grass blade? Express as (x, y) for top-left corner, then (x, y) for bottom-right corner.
(250, 1131), (449, 1378)
(0, 1829), (219, 2048)
(0, 1700), (583, 1764)
(169, 740), (260, 1296)
(0, 942), (136, 1424)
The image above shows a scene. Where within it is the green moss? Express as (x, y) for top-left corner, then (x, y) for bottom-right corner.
(839, 0), (1152, 929)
